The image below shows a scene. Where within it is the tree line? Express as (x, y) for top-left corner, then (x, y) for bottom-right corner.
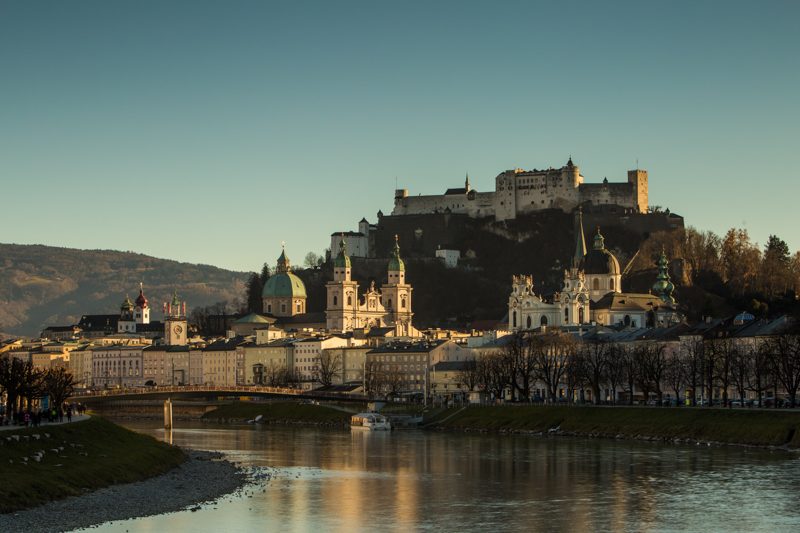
(457, 330), (800, 407)
(636, 227), (800, 313)
(0, 357), (76, 416)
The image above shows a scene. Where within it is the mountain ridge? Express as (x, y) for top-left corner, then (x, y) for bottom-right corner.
(0, 243), (250, 337)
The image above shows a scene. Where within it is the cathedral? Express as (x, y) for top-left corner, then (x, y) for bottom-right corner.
(508, 209), (680, 331)
(326, 236), (417, 336)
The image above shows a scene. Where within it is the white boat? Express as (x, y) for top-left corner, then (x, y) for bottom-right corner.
(351, 412), (391, 431)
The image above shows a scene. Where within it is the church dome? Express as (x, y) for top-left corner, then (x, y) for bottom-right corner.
(135, 285), (148, 308)
(262, 247), (307, 299)
(262, 272), (307, 299)
(121, 295), (134, 311)
(581, 228), (620, 275)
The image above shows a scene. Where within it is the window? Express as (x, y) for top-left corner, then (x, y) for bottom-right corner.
(333, 295), (338, 306)
(526, 316), (532, 329)
(401, 297), (406, 309)
(541, 316), (548, 326)
(610, 278), (615, 291)
(267, 304), (272, 313)
(347, 296), (352, 306)
(579, 307), (584, 324)
(512, 311), (517, 328)
(281, 304), (286, 313)
(387, 298), (392, 309)
(564, 308), (569, 322)
(593, 278), (600, 290)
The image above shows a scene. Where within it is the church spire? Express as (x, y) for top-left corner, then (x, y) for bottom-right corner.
(465, 172), (471, 192)
(276, 243), (290, 273)
(388, 234), (405, 272)
(652, 247), (676, 305)
(573, 207), (587, 268)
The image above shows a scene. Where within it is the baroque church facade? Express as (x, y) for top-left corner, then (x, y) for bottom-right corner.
(509, 209), (680, 331)
(326, 236), (416, 336)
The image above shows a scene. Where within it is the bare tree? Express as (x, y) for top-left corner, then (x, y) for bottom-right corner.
(605, 342), (626, 405)
(679, 337), (704, 406)
(708, 336), (736, 407)
(42, 367), (76, 409)
(770, 334), (800, 407)
(456, 359), (480, 392)
(532, 332), (575, 403)
(580, 338), (610, 405)
(315, 351), (343, 386)
(664, 351), (684, 406)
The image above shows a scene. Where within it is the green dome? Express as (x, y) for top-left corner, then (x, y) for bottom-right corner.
(388, 234), (405, 271)
(262, 271), (307, 299)
(334, 238), (351, 268)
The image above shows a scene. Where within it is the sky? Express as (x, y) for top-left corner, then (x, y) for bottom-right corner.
(1, 1), (798, 272)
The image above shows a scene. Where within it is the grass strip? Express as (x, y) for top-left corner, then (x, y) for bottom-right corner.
(430, 405), (800, 447)
(0, 417), (185, 513)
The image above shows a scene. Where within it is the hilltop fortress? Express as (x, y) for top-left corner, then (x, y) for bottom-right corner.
(392, 158), (648, 221)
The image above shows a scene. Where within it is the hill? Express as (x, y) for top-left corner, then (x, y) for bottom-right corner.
(0, 243), (249, 337)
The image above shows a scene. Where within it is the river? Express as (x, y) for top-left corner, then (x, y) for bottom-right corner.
(83, 421), (800, 532)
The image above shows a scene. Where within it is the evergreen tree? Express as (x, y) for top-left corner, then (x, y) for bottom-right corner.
(260, 263), (271, 285)
(245, 272), (263, 313)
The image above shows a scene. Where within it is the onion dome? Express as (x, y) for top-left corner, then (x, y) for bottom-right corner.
(651, 248), (676, 304)
(262, 246), (307, 299)
(334, 237), (351, 269)
(135, 283), (148, 308)
(581, 227), (620, 275)
(121, 295), (134, 311)
(388, 235), (405, 272)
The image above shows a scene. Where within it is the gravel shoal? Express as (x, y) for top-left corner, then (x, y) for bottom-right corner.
(0, 450), (248, 533)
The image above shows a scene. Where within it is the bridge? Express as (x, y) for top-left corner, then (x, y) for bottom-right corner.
(70, 385), (368, 403)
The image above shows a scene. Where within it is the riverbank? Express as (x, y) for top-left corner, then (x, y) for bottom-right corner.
(425, 405), (800, 448)
(0, 449), (247, 533)
(202, 401), (351, 427)
(0, 417), (185, 513)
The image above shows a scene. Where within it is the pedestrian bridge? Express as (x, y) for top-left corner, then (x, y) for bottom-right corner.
(70, 385), (366, 403)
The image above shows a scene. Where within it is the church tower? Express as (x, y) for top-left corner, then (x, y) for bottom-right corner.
(134, 282), (150, 324)
(163, 290), (188, 346)
(326, 238), (360, 331)
(557, 209), (590, 325)
(381, 235), (413, 335)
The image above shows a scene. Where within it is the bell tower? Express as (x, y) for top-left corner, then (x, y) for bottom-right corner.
(382, 235), (413, 336)
(326, 238), (359, 332)
(163, 290), (188, 346)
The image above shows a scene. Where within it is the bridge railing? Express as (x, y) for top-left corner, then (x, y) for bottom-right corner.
(72, 384), (306, 398)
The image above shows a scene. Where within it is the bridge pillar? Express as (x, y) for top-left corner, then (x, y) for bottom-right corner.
(164, 398), (173, 430)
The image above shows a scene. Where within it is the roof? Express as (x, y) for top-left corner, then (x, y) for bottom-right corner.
(203, 337), (248, 351)
(432, 360), (472, 371)
(592, 293), (663, 312)
(234, 313), (276, 325)
(368, 340), (448, 354)
(444, 187), (468, 195)
(330, 231), (364, 237)
(272, 312), (326, 325)
(366, 327), (396, 338)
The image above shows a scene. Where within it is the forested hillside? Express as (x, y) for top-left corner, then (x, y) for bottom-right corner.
(0, 244), (249, 337)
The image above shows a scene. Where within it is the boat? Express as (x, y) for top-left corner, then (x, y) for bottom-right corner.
(351, 412), (391, 431)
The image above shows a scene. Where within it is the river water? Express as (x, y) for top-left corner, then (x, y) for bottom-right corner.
(86, 421), (800, 532)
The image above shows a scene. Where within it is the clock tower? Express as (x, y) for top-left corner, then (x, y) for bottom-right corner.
(163, 290), (188, 346)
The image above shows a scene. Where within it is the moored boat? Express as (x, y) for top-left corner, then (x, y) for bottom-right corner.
(351, 412), (391, 431)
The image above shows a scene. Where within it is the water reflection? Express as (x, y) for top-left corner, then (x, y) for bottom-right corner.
(98, 422), (800, 533)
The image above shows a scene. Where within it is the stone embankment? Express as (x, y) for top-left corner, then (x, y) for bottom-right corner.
(0, 450), (250, 533)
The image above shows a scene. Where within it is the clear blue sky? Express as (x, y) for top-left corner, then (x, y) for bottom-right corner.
(1, 1), (798, 272)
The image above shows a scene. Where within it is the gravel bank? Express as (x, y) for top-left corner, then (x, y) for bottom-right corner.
(0, 450), (248, 533)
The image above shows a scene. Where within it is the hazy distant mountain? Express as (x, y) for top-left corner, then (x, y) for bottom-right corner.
(0, 243), (249, 338)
